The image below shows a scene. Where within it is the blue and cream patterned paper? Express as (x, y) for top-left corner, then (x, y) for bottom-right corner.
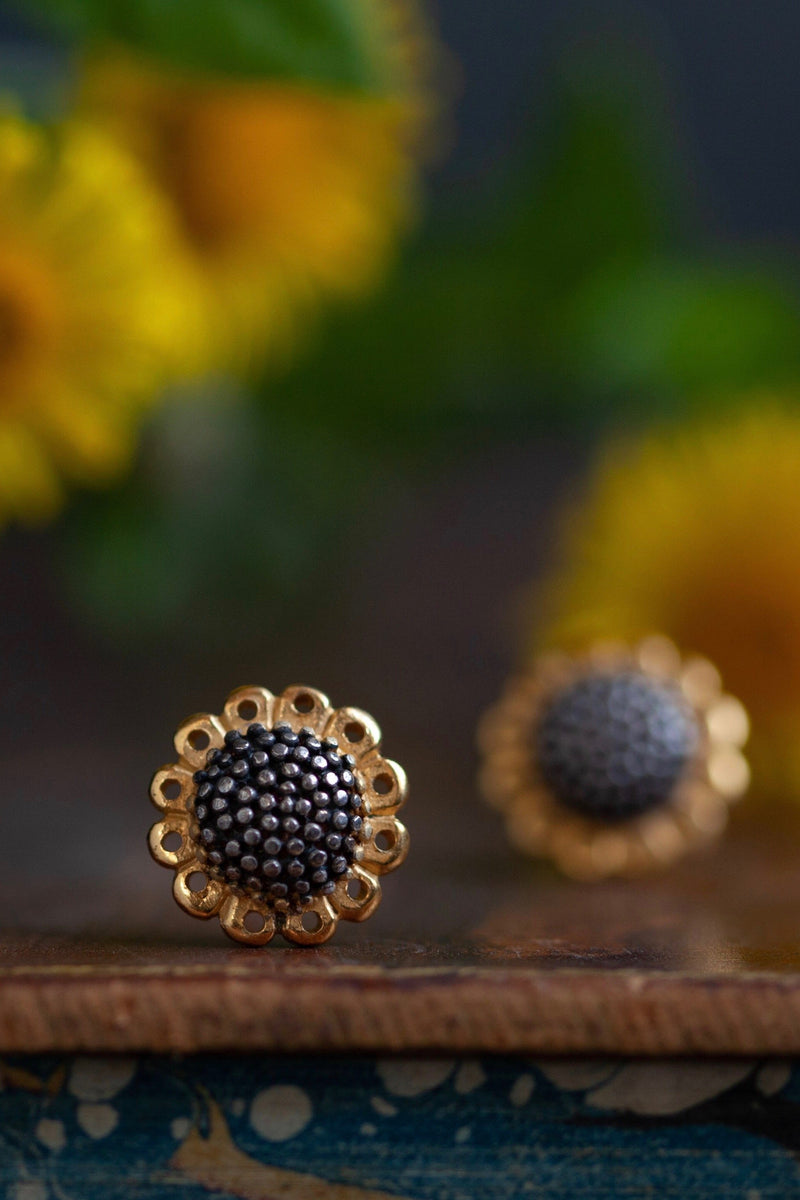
(1, 1055), (799, 1197)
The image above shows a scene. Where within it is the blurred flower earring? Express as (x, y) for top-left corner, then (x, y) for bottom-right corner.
(149, 685), (408, 945)
(478, 636), (749, 880)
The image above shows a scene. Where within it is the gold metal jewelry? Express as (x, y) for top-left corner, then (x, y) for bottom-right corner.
(149, 684), (408, 945)
(478, 635), (749, 880)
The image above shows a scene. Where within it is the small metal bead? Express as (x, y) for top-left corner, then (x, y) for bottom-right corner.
(322, 772), (338, 789)
(282, 762), (301, 779)
(332, 811), (349, 831)
(225, 840), (241, 858)
(320, 881), (336, 895)
(282, 817), (300, 834)
(295, 798), (312, 818)
(279, 782), (297, 797)
(258, 793), (276, 811)
(200, 828), (215, 845)
(243, 828), (262, 846)
(270, 882), (288, 898)
(287, 861), (304, 878)
(308, 849), (327, 868)
(279, 796), (295, 814)
(241, 855), (258, 872)
(231, 760), (249, 779)
(236, 807), (254, 825)
(311, 869), (328, 885)
(255, 769), (277, 789)
(326, 833), (342, 851)
(196, 782), (213, 801)
(286, 838), (304, 856)
(295, 880), (311, 895)
(248, 723), (266, 738)
(311, 756), (328, 773)
(263, 836), (282, 856)
(217, 776), (234, 796)
(304, 823), (323, 842)
(206, 765), (221, 780)
(331, 856), (347, 874)
(316, 809), (330, 826)
(238, 786), (257, 805)
(211, 796), (228, 813)
(262, 859), (281, 878)
(207, 850), (223, 866)
(301, 774), (319, 792)
(224, 730), (239, 746)
(216, 814), (233, 832)
(322, 737), (338, 750)
(194, 804), (208, 822)
(271, 743), (288, 761)
(261, 814), (279, 832)
(251, 750), (269, 769)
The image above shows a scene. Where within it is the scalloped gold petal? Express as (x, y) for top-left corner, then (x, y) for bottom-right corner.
(173, 713), (226, 770)
(359, 816), (409, 875)
(361, 757), (407, 815)
(680, 656), (722, 708)
(707, 745), (750, 798)
(273, 685), (332, 734)
(636, 634), (682, 679)
(222, 686), (275, 732)
(330, 865), (382, 922)
(282, 896), (338, 945)
(324, 706), (382, 760)
(148, 815), (193, 868)
(705, 695), (750, 748)
(149, 764), (195, 814)
(173, 861), (225, 918)
(218, 894), (276, 945)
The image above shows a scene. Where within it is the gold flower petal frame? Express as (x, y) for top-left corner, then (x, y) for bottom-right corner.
(149, 684), (408, 944)
(478, 636), (749, 880)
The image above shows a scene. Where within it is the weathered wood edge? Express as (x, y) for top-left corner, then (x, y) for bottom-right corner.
(1, 968), (799, 1055)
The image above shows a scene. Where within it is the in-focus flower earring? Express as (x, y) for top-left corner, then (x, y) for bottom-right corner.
(478, 636), (749, 880)
(149, 684), (408, 944)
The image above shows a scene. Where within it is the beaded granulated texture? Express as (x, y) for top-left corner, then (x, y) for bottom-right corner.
(535, 671), (699, 822)
(190, 722), (364, 907)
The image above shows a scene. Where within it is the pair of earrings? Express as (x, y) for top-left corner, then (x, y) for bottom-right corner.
(149, 637), (749, 945)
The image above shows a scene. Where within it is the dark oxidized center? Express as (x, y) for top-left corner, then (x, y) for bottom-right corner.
(191, 722), (364, 906)
(535, 671), (698, 822)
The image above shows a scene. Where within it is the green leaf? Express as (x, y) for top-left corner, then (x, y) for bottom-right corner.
(564, 258), (800, 403)
(21, 0), (395, 91)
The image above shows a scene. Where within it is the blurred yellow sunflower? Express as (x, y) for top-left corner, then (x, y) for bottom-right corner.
(537, 405), (800, 802)
(0, 111), (204, 526)
(78, 3), (437, 372)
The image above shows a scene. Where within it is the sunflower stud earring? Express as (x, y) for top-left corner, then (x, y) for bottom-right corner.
(149, 684), (409, 944)
(478, 636), (749, 880)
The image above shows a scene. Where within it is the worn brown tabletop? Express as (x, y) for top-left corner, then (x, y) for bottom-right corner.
(1, 827), (800, 1056)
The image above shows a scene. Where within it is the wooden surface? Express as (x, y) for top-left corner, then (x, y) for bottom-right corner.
(2, 829), (800, 1055)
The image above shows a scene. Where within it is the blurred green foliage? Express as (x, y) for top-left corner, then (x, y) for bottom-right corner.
(22, 0), (396, 91)
(58, 37), (800, 640)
